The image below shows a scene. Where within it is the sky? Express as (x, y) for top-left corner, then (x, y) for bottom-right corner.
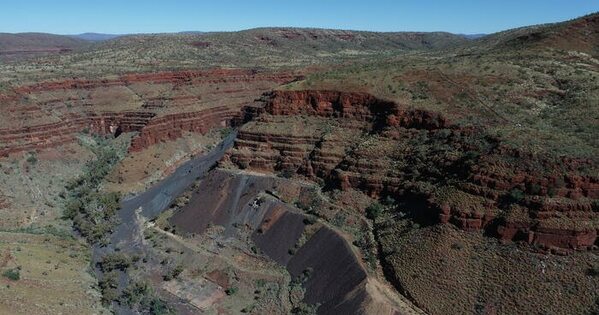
(1, 0), (598, 35)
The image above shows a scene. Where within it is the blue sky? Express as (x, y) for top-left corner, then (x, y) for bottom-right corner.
(1, 0), (597, 35)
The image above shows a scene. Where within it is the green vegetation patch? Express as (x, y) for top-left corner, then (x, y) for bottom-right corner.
(2, 268), (20, 281)
(62, 135), (126, 245)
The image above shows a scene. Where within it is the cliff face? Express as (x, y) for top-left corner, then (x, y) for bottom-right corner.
(128, 107), (239, 152)
(11, 69), (295, 94)
(0, 69), (301, 157)
(225, 90), (599, 252)
(265, 90), (447, 129)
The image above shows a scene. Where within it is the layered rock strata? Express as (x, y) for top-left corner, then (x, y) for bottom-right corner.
(0, 69), (301, 156)
(224, 90), (599, 251)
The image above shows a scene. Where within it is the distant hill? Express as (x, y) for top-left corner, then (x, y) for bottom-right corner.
(177, 31), (205, 35)
(70, 33), (122, 42)
(473, 12), (599, 55)
(460, 33), (486, 39)
(0, 27), (474, 79)
(86, 27), (471, 70)
(204, 27), (471, 50)
(0, 27), (475, 66)
(0, 32), (88, 51)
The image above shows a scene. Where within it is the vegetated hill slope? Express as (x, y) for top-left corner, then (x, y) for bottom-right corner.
(105, 27), (469, 50)
(0, 33), (89, 62)
(103, 27), (467, 49)
(0, 33), (87, 54)
(473, 12), (599, 55)
(285, 13), (599, 161)
(0, 28), (470, 84)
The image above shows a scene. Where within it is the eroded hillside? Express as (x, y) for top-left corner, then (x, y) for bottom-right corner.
(0, 12), (597, 315)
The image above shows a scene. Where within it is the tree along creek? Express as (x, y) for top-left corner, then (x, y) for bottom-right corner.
(91, 131), (237, 314)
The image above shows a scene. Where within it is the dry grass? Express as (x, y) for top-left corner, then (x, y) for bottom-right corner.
(284, 48), (599, 160)
(0, 143), (95, 229)
(377, 222), (599, 315)
(0, 232), (108, 315)
(0, 28), (468, 86)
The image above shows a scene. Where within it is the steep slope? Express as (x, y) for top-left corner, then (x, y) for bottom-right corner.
(0, 69), (300, 157)
(226, 90), (598, 251)
(474, 12), (599, 55)
(221, 90), (599, 315)
(169, 169), (419, 315)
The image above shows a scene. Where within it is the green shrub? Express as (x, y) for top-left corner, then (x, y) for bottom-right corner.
(280, 168), (295, 179)
(97, 253), (132, 272)
(147, 298), (171, 315)
(225, 287), (238, 295)
(547, 186), (557, 197)
(61, 139), (123, 244)
(529, 183), (542, 195)
(120, 279), (174, 314)
(98, 271), (119, 304)
(365, 202), (384, 220)
(120, 280), (150, 305)
(302, 216), (316, 225)
(63, 199), (83, 220)
(163, 265), (184, 281)
(382, 196), (396, 206)
(291, 302), (319, 315)
(508, 188), (525, 203)
(2, 268), (20, 281)
(219, 127), (233, 138)
(26, 153), (38, 165)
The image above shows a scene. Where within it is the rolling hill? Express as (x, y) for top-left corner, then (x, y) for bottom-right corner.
(473, 12), (599, 55)
(0, 32), (90, 60)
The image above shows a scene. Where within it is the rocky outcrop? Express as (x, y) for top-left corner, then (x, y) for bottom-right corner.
(0, 111), (153, 156)
(129, 107), (240, 152)
(225, 90), (599, 252)
(12, 69), (299, 94)
(0, 69), (302, 157)
(265, 90), (447, 129)
(0, 107), (244, 157)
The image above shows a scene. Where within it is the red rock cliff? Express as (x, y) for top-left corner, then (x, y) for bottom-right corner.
(225, 90), (599, 252)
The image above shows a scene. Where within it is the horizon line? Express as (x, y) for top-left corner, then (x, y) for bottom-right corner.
(2, 11), (596, 38)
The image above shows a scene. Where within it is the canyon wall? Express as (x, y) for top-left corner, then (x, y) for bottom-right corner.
(225, 90), (599, 252)
(0, 69), (301, 157)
